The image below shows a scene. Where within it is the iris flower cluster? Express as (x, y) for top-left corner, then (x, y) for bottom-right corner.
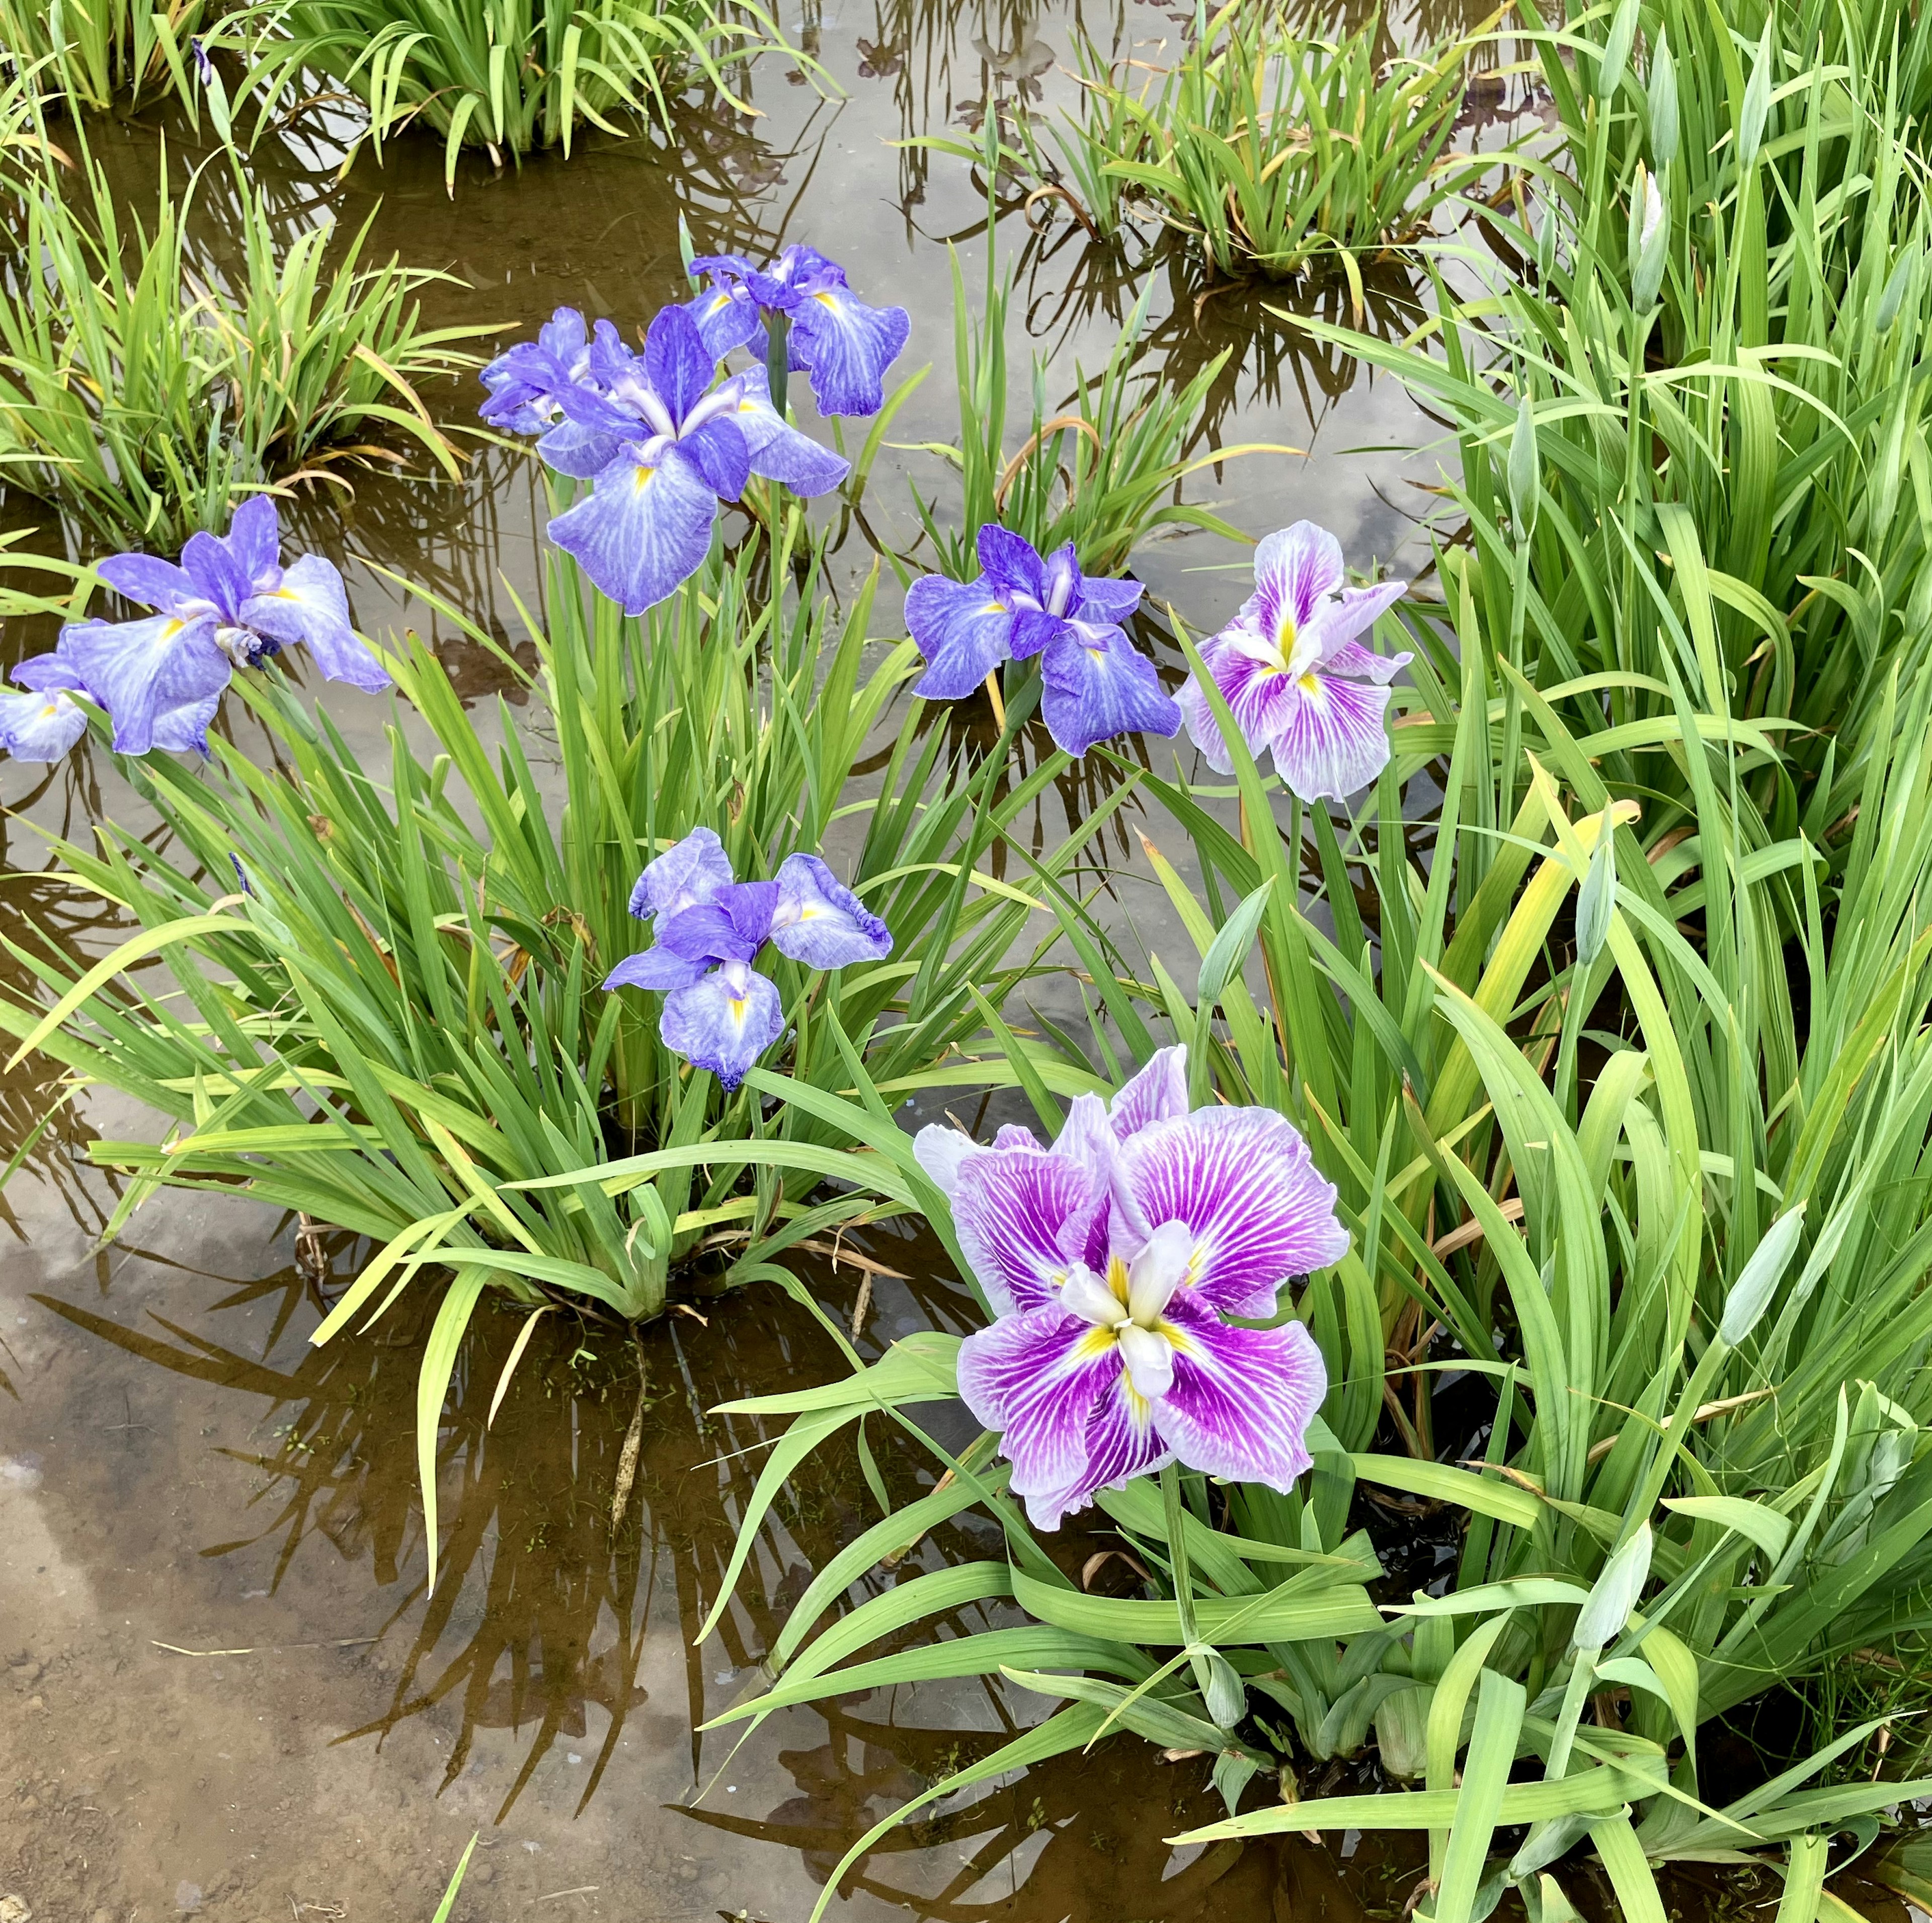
(0, 499), (387, 765)
(478, 246), (907, 616)
(915, 1045), (1345, 1530)
(604, 828), (892, 1090)
(904, 526), (1180, 758)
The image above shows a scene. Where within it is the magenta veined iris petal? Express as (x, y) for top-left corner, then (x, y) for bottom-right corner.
(917, 1043), (1346, 1530)
(1180, 519), (1412, 802)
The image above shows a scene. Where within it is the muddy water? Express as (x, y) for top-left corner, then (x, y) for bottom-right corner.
(2, 6), (1898, 1922)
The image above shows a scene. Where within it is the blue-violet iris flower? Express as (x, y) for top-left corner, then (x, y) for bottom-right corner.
(1180, 520), (1409, 802)
(37, 497), (387, 759)
(604, 828), (892, 1090)
(479, 304), (849, 616)
(915, 1045), (1344, 1531)
(683, 244), (910, 417)
(904, 526), (1180, 758)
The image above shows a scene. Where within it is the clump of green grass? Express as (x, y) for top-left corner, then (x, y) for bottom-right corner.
(0, 121), (487, 549)
(1034, 1), (1499, 285)
(231, 0), (815, 189)
(0, 0), (206, 111)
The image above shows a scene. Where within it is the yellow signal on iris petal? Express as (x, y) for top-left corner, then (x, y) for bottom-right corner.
(1072, 1325), (1118, 1361)
(1298, 671), (1323, 696)
(1105, 1254), (1131, 1305)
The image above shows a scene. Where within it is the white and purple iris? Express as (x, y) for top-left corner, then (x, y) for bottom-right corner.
(604, 828), (893, 1091)
(916, 1047), (1345, 1531)
(904, 525), (1180, 758)
(1, 498), (384, 763)
(682, 244), (911, 418)
(479, 304), (850, 616)
(1180, 521), (1410, 802)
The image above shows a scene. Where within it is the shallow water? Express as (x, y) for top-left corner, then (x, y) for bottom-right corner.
(2, 6), (1920, 1920)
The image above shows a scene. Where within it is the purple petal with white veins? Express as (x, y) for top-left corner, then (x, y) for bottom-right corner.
(628, 827), (734, 922)
(1039, 622), (1181, 757)
(1307, 578), (1407, 660)
(61, 612), (228, 757)
(148, 687), (224, 758)
(786, 281), (909, 416)
(1181, 625), (1298, 774)
(642, 303), (715, 426)
(660, 964), (785, 1091)
(728, 366), (849, 496)
(538, 306), (589, 362)
(906, 572), (1016, 700)
(1270, 671), (1396, 802)
(241, 555), (389, 693)
(12, 651), (87, 695)
(1108, 1046), (1190, 1141)
(95, 550), (198, 616)
(225, 496), (282, 587)
(1323, 635), (1414, 686)
(993, 1123), (1041, 1149)
(769, 853), (892, 968)
(1120, 1105), (1347, 1316)
(957, 1308), (1163, 1532)
(722, 878), (779, 949)
(548, 443), (719, 616)
(0, 682), (87, 761)
(1154, 1292), (1327, 1491)
(678, 416), (752, 502)
(1247, 521), (1343, 654)
(1053, 1091), (1146, 1262)
(603, 945), (709, 992)
(950, 1142), (1107, 1315)
(975, 524), (1045, 600)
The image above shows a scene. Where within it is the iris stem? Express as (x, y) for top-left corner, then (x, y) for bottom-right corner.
(982, 668), (1007, 731)
(765, 309), (789, 421)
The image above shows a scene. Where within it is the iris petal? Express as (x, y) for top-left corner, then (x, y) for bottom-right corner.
(949, 1142), (1108, 1315)
(225, 496), (282, 587)
(660, 965), (784, 1091)
(1152, 1293), (1328, 1492)
(95, 551), (198, 614)
(769, 853), (892, 968)
(1107, 1045), (1189, 1141)
(1270, 671), (1397, 802)
(547, 443), (720, 616)
(1248, 521), (1343, 646)
(642, 303), (716, 424)
(729, 367), (850, 495)
(603, 945), (709, 992)
(1038, 622), (1181, 758)
(0, 684), (88, 761)
(1120, 1105), (1347, 1317)
(905, 573), (1016, 700)
(627, 826), (734, 922)
(786, 282), (910, 416)
(957, 1306), (1163, 1532)
(240, 555), (389, 693)
(61, 612), (229, 757)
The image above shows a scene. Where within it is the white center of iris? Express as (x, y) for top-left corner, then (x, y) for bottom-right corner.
(718, 958), (755, 1022)
(1233, 600), (1323, 685)
(1059, 1218), (1195, 1400)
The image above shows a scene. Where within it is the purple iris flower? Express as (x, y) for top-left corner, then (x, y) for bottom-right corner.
(604, 828), (892, 1091)
(915, 1045), (1345, 1532)
(53, 497), (386, 759)
(0, 649), (91, 763)
(682, 244), (910, 417)
(480, 304), (849, 616)
(904, 526), (1181, 758)
(1180, 521), (1410, 802)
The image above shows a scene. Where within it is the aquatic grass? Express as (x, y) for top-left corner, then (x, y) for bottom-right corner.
(231, 0), (815, 189)
(1299, 0), (1932, 812)
(903, 243), (1284, 582)
(681, 585), (1932, 1914)
(1033, 2), (1502, 287)
(0, 120), (486, 548)
(0, 0), (207, 112)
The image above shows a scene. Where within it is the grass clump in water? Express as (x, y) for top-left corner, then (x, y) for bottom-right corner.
(0, 0), (207, 111)
(0, 122), (485, 548)
(232, 0), (814, 188)
(1032, 0), (1499, 285)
